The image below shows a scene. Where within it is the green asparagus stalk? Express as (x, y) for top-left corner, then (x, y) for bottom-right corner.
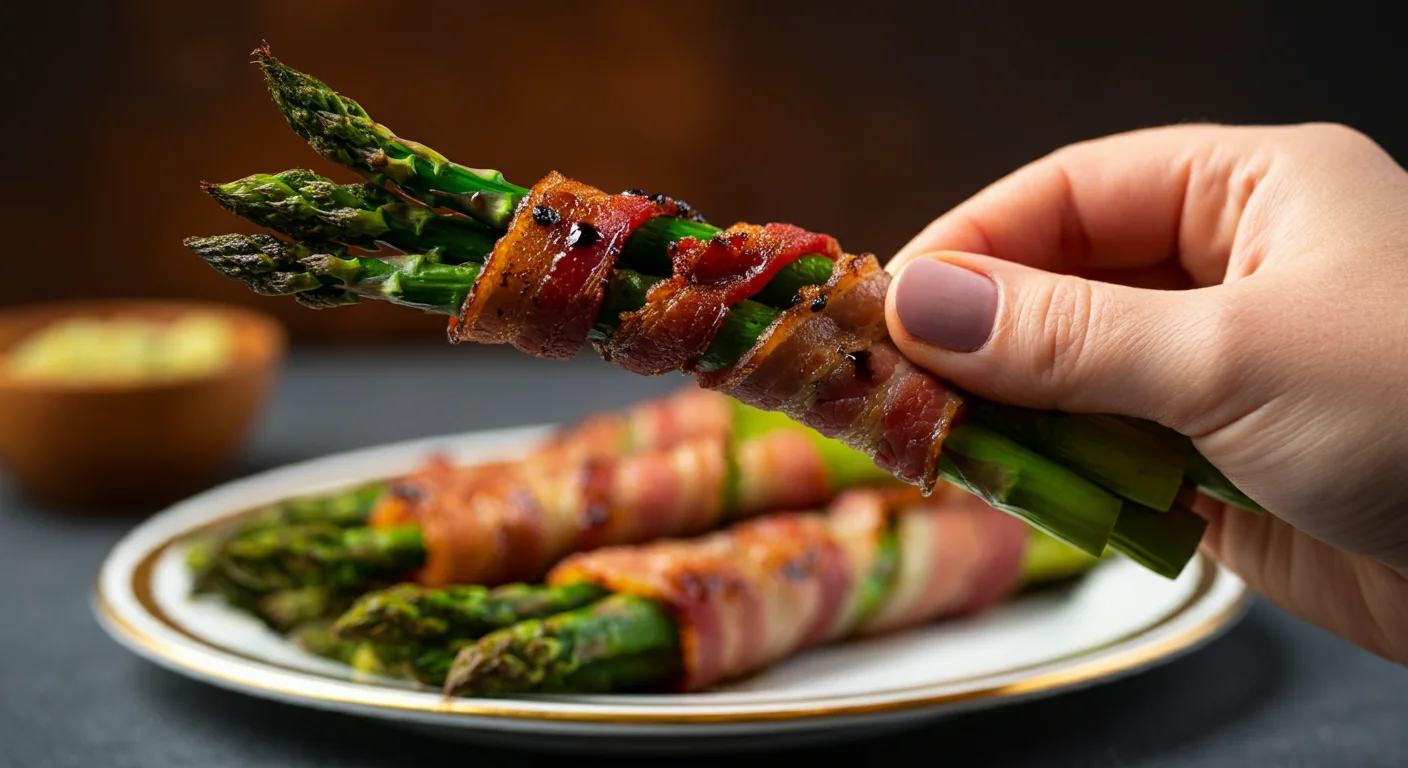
(331, 582), (610, 645)
(187, 482), (386, 600)
(349, 643), (464, 686)
(443, 593), (682, 695)
(1109, 498), (1210, 579)
(184, 234), (480, 313)
(203, 169), (499, 264)
(216, 521), (426, 593)
(442, 527), (1096, 696)
(294, 618), (481, 690)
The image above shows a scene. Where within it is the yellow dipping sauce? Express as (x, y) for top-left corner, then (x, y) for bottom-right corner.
(5, 314), (235, 383)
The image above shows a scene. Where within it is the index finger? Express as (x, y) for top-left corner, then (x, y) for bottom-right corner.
(889, 124), (1275, 281)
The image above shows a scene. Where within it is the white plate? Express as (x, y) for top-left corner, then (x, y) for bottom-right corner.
(94, 424), (1251, 755)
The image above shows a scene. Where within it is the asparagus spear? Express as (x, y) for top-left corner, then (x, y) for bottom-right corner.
(216, 521), (425, 593)
(203, 169), (498, 264)
(442, 528), (1098, 696)
(187, 482), (386, 601)
(185, 234), (479, 313)
(444, 593), (682, 695)
(332, 582), (610, 645)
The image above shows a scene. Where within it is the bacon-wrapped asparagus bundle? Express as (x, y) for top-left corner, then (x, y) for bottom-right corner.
(185, 47), (1262, 578)
(432, 485), (1098, 695)
(195, 387), (898, 617)
(186, 386), (737, 610)
(378, 408), (896, 588)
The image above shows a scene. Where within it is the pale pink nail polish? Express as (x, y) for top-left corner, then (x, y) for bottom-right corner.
(894, 259), (998, 352)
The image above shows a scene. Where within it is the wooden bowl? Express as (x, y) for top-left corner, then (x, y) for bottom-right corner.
(0, 300), (286, 508)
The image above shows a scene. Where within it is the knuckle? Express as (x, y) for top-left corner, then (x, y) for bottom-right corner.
(1287, 122), (1385, 157)
(1016, 275), (1099, 396)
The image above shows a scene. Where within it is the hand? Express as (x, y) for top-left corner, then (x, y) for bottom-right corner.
(884, 123), (1408, 665)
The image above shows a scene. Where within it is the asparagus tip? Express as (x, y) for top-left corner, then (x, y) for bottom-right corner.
(251, 40), (372, 164)
(182, 233), (320, 294)
(443, 634), (536, 697)
(330, 583), (439, 643)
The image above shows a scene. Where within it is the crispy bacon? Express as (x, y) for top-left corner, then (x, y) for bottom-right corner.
(451, 172), (969, 493)
(603, 224), (842, 375)
(451, 172), (683, 359)
(698, 254), (963, 491)
(548, 485), (1031, 692)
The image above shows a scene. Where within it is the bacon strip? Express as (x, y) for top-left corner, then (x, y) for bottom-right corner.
(408, 426), (839, 587)
(701, 254), (962, 492)
(547, 485), (1032, 692)
(730, 428), (833, 516)
(603, 224), (842, 375)
(450, 172), (682, 359)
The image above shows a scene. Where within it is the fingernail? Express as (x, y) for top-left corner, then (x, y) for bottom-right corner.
(893, 258), (998, 352)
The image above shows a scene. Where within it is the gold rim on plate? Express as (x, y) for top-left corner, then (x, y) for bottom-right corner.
(95, 506), (1250, 725)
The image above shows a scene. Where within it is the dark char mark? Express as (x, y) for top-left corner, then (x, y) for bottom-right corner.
(531, 205), (561, 226)
(567, 222), (601, 248)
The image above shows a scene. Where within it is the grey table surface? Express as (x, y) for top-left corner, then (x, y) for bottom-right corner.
(2, 345), (1406, 768)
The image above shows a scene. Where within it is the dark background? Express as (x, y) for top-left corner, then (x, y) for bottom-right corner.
(4, 5), (1408, 765)
(4, 0), (1403, 340)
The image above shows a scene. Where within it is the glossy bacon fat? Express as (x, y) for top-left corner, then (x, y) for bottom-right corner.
(449, 173), (965, 492)
(548, 486), (1029, 692)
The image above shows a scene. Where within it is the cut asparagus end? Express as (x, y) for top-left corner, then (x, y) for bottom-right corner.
(253, 44), (526, 229)
(1108, 495), (1209, 579)
(443, 594), (680, 697)
(968, 403), (1188, 512)
(941, 423), (1122, 557)
(1185, 452), (1265, 513)
(1113, 416), (1265, 513)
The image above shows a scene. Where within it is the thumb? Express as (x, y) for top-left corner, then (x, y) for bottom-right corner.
(885, 251), (1228, 429)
